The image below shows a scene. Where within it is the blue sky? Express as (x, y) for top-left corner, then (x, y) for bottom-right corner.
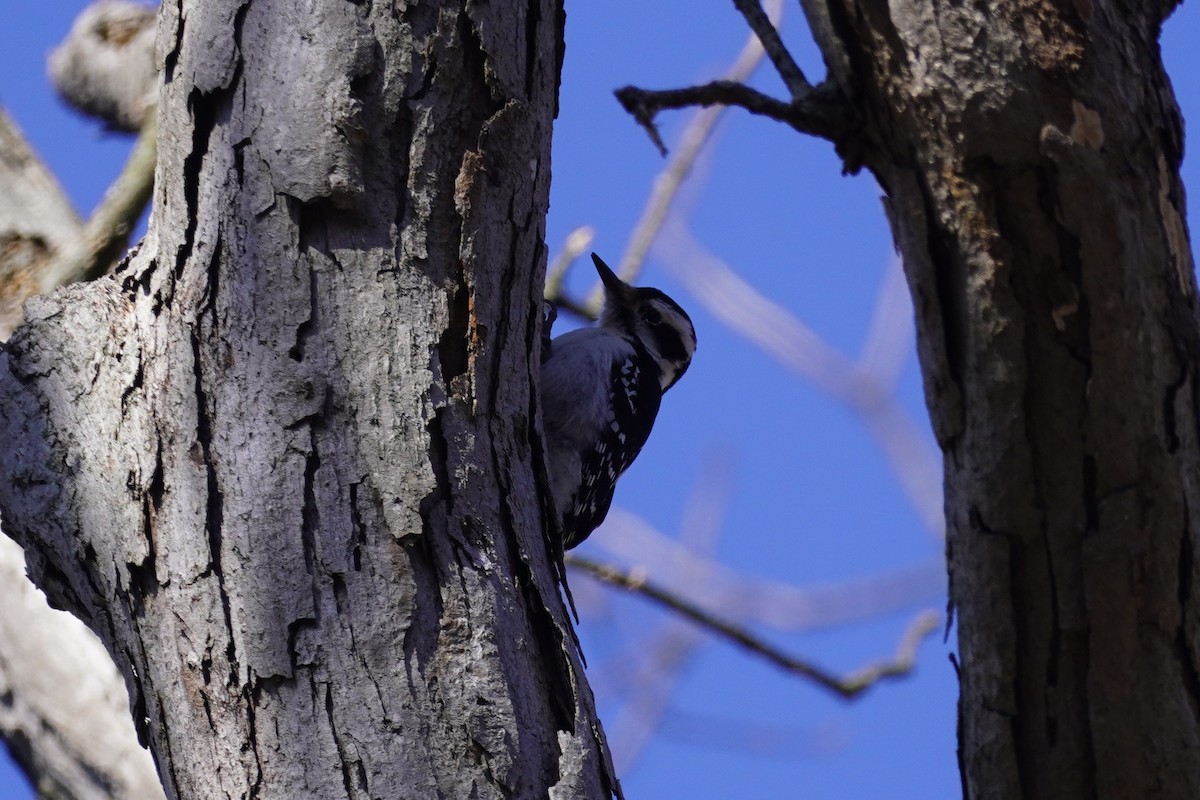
(2, 3), (1198, 799)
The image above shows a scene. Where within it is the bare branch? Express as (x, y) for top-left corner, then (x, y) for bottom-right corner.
(615, 81), (793, 142)
(41, 111), (157, 291)
(617, 80), (849, 150)
(551, 0), (781, 318)
(733, 0), (811, 97)
(544, 226), (597, 319)
(597, 508), (945, 630)
(569, 554), (941, 698)
(591, 451), (731, 770)
(610, 0), (777, 297)
(857, 257), (915, 391)
(614, 0), (855, 158)
(615, 86), (671, 158)
(836, 611), (942, 694)
(602, 618), (707, 769)
(655, 225), (945, 538)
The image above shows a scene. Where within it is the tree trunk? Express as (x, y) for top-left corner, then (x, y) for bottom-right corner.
(0, 1), (618, 798)
(804, 0), (1198, 796)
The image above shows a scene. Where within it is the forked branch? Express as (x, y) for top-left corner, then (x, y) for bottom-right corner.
(568, 555), (940, 699)
(733, 0), (810, 97)
(615, 0), (853, 154)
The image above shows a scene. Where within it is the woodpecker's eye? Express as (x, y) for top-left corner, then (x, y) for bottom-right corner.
(641, 306), (664, 326)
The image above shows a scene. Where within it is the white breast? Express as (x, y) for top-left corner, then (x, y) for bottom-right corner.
(540, 328), (636, 514)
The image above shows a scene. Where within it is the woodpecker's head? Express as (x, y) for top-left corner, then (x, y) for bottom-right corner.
(593, 252), (696, 391)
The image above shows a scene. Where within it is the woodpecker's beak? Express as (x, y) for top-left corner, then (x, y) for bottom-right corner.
(592, 253), (634, 304)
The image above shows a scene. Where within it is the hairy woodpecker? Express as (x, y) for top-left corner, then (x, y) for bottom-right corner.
(542, 253), (696, 549)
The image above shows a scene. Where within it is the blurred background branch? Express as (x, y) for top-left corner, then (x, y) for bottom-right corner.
(546, 0), (784, 319)
(571, 553), (940, 698)
(0, 0), (157, 336)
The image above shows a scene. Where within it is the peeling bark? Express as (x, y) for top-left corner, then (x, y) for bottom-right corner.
(0, 1), (617, 798)
(803, 1), (1199, 796)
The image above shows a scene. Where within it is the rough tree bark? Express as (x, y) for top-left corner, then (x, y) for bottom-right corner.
(803, 1), (1198, 796)
(0, 1), (619, 799)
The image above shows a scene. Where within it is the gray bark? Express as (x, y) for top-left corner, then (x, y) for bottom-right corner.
(0, 1), (618, 798)
(803, 1), (1198, 797)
